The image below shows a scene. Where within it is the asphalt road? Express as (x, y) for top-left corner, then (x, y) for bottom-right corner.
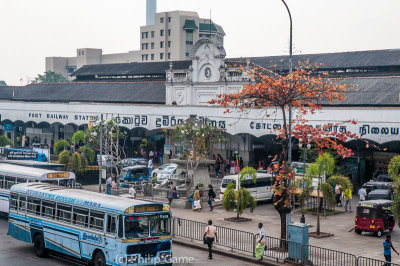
(0, 217), (255, 266)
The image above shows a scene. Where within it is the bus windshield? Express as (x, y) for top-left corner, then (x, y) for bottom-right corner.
(124, 214), (171, 239)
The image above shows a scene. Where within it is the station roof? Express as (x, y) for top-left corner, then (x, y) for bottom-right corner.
(11, 82), (166, 104)
(340, 76), (400, 106)
(72, 60), (191, 77)
(228, 49), (400, 72)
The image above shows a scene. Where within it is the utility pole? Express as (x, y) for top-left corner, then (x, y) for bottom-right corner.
(98, 114), (103, 193)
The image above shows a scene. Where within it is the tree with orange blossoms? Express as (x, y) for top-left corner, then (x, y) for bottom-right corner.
(210, 62), (358, 240)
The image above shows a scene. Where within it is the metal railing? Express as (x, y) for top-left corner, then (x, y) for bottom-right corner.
(307, 245), (357, 266)
(357, 256), (400, 266)
(173, 217), (255, 255)
(172, 217), (400, 266)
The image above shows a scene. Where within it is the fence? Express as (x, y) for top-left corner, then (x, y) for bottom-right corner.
(172, 217), (399, 266)
(173, 217), (255, 255)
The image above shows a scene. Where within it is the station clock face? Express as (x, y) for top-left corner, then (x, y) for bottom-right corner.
(204, 67), (212, 79)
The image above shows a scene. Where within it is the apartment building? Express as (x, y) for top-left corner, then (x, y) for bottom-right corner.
(139, 11), (225, 62)
(45, 1), (225, 79)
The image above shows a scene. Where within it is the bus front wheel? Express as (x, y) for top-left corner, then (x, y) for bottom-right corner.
(375, 229), (383, 237)
(93, 251), (106, 266)
(33, 234), (48, 258)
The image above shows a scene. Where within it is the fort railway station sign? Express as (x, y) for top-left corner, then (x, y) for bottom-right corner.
(0, 101), (399, 144)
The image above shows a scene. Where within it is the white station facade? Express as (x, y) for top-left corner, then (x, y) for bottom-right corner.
(1, 39), (400, 186)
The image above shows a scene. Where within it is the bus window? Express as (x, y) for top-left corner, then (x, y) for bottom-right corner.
(27, 197), (41, 216)
(118, 216), (124, 238)
(89, 211), (104, 232)
(18, 196), (26, 213)
(107, 215), (117, 235)
(10, 193), (18, 211)
(16, 178), (27, 184)
(73, 208), (89, 227)
(57, 204), (72, 223)
(5, 176), (16, 189)
(41, 200), (55, 219)
(150, 214), (171, 236)
(0, 176), (5, 189)
(125, 216), (149, 238)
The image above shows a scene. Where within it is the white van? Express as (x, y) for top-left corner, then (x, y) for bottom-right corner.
(220, 173), (275, 202)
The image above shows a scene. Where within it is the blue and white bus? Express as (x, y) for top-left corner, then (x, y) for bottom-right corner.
(0, 163), (75, 214)
(8, 183), (172, 266)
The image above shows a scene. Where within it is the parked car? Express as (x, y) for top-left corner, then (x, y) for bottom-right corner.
(117, 158), (147, 170)
(220, 173), (276, 202)
(362, 177), (393, 194)
(152, 163), (178, 178)
(119, 165), (150, 188)
(156, 165), (177, 183)
(367, 189), (393, 200)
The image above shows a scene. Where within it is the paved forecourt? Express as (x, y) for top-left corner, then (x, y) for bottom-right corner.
(0, 217), (257, 266)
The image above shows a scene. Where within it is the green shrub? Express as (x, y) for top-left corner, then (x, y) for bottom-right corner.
(0, 135), (12, 147)
(54, 139), (70, 155)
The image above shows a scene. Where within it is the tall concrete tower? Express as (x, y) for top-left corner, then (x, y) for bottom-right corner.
(146, 0), (157, 26)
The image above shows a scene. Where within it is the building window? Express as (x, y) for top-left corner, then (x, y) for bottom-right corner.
(168, 53), (171, 60)
(160, 17), (164, 23)
(151, 42), (154, 49)
(160, 41), (164, 48)
(160, 30), (164, 36)
(168, 17), (171, 22)
(160, 53), (164, 60)
(141, 32), (148, 39)
(82, 51), (84, 55)
(151, 54), (154, 60)
(141, 43), (148, 50)
(185, 52), (190, 57)
(151, 31), (155, 38)
(142, 54), (149, 61)
(168, 41), (171, 48)
(168, 29), (171, 36)
(186, 41), (193, 45)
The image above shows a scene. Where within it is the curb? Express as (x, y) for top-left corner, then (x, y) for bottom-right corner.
(172, 238), (281, 266)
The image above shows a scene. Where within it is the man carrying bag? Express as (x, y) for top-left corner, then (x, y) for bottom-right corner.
(203, 220), (218, 259)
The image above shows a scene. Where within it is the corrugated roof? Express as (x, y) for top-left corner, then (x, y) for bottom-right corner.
(339, 76), (400, 106)
(72, 60), (191, 77)
(229, 49), (400, 70)
(12, 82), (165, 104)
(0, 86), (18, 99)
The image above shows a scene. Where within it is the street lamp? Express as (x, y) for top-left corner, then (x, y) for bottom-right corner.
(90, 114), (104, 193)
(281, 0), (293, 226)
(299, 138), (311, 223)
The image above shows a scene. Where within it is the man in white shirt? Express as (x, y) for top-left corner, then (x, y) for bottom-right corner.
(148, 158), (153, 177)
(129, 184), (136, 199)
(106, 176), (112, 195)
(358, 187), (367, 201)
(256, 223), (266, 262)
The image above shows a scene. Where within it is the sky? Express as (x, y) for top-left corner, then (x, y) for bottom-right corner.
(1, 0), (400, 85)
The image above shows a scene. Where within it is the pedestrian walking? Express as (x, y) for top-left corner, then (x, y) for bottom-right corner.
(129, 184), (136, 199)
(207, 184), (216, 211)
(344, 185), (353, 212)
(383, 235), (399, 265)
(148, 158), (153, 177)
(358, 187), (367, 201)
(203, 220), (218, 259)
(192, 186), (202, 211)
(335, 183), (343, 207)
(256, 223), (266, 262)
(106, 176), (112, 195)
(215, 155), (221, 177)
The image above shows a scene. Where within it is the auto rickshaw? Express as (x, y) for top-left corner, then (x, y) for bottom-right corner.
(355, 200), (395, 237)
(119, 165), (150, 188)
